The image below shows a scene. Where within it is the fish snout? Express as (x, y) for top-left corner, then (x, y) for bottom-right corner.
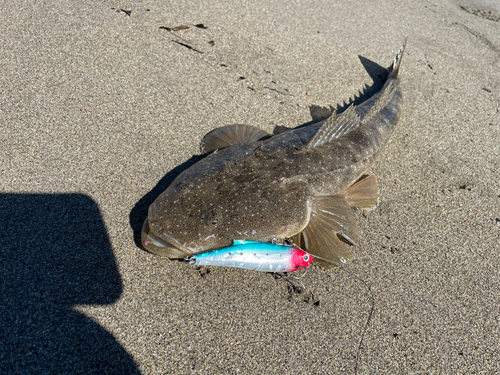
(141, 218), (189, 259)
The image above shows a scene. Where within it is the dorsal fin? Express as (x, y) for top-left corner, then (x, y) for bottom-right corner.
(343, 174), (379, 211)
(200, 124), (270, 153)
(308, 38), (407, 148)
(307, 105), (361, 149)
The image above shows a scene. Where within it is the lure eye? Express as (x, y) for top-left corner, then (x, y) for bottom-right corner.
(303, 254), (310, 262)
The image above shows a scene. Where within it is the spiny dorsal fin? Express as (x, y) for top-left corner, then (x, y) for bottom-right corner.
(343, 174), (379, 211)
(200, 124), (270, 153)
(299, 195), (360, 266)
(307, 105), (361, 149)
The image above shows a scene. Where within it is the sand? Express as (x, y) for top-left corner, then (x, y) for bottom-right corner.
(1, 0), (499, 373)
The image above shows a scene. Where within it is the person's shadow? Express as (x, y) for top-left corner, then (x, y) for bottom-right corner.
(0, 194), (141, 374)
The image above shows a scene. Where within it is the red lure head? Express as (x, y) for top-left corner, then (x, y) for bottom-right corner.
(290, 249), (313, 270)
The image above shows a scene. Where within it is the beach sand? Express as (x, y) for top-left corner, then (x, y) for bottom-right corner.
(1, 0), (499, 373)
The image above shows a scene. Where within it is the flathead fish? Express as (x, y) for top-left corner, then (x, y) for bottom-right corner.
(142, 40), (406, 266)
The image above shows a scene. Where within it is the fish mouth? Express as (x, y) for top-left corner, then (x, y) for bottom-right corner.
(141, 218), (189, 259)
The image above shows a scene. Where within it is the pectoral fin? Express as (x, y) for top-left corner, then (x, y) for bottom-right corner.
(201, 124), (270, 153)
(295, 176), (378, 267)
(299, 195), (359, 267)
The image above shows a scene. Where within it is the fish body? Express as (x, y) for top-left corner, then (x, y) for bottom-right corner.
(186, 240), (313, 272)
(142, 40), (406, 266)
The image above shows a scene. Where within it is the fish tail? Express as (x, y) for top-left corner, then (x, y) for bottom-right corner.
(388, 37), (407, 79)
(358, 39), (406, 125)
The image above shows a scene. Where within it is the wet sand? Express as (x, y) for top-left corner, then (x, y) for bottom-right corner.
(1, 0), (499, 373)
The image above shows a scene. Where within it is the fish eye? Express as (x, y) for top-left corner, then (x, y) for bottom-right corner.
(303, 254), (310, 262)
(175, 181), (194, 196)
(200, 211), (222, 228)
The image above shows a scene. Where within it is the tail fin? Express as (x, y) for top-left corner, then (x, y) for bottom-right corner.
(388, 37), (407, 79)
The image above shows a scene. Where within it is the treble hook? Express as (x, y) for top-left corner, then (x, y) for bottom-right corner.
(273, 266), (308, 289)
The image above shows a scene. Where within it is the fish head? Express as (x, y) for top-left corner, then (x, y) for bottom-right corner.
(141, 150), (312, 257)
(291, 249), (313, 269)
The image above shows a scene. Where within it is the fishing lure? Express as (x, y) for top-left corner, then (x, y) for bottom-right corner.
(184, 240), (313, 273)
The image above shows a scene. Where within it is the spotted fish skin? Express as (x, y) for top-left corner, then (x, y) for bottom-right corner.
(142, 40), (406, 266)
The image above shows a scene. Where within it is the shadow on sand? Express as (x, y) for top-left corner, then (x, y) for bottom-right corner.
(304, 55), (390, 125)
(0, 194), (141, 374)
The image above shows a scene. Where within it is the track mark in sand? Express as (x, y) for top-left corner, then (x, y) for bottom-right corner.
(453, 23), (500, 55)
(263, 86), (294, 97)
(172, 40), (204, 54)
(285, 282), (321, 306)
(159, 24), (209, 53)
(460, 6), (500, 22)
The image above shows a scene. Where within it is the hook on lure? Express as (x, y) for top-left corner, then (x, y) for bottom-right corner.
(273, 265), (308, 290)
